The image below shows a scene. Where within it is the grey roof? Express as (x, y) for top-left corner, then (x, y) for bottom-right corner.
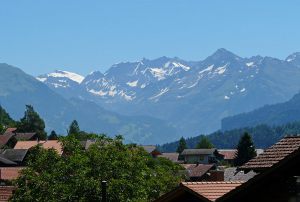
(181, 149), (216, 155)
(0, 155), (17, 165)
(224, 167), (256, 182)
(15, 133), (36, 140)
(141, 145), (156, 153)
(158, 153), (179, 162)
(1, 149), (28, 162)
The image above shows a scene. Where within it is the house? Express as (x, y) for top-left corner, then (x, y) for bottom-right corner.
(0, 167), (24, 184)
(218, 149), (264, 165)
(0, 129), (37, 149)
(0, 149), (28, 167)
(141, 145), (162, 157)
(156, 136), (300, 202)
(181, 164), (222, 182)
(158, 153), (180, 163)
(181, 149), (221, 164)
(14, 140), (63, 155)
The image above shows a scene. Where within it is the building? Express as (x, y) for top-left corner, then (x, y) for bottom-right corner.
(156, 136), (300, 202)
(218, 149), (264, 165)
(157, 153), (180, 163)
(141, 145), (162, 157)
(181, 164), (222, 182)
(14, 140), (63, 155)
(181, 149), (220, 164)
(0, 149), (28, 167)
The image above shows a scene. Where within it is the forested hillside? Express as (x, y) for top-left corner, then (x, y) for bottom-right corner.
(159, 122), (300, 152)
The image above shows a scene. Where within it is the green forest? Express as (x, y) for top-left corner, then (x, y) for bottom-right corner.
(159, 122), (300, 152)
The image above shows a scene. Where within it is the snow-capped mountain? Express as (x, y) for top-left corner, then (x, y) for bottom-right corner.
(37, 70), (85, 98)
(37, 49), (300, 137)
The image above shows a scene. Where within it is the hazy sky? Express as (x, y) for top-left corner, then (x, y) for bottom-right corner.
(0, 1), (299, 76)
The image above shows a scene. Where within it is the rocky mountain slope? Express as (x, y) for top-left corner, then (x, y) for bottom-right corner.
(38, 49), (300, 136)
(0, 63), (179, 144)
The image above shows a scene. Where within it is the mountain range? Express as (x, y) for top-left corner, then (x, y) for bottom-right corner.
(1, 48), (300, 144)
(37, 49), (300, 137)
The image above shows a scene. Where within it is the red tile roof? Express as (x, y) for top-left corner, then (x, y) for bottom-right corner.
(182, 164), (215, 178)
(0, 167), (24, 180)
(0, 186), (15, 202)
(14, 140), (63, 155)
(182, 181), (243, 201)
(240, 136), (300, 171)
(218, 150), (236, 160)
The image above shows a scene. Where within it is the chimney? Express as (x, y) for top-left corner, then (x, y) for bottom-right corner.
(209, 170), (224, 181)
(102, 180), (107, 202)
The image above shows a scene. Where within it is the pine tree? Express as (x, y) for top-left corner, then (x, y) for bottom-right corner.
(68, 120), (80, 136)
(18, 105), (47, 140)
(234, 132), (257, 166)
(196, 135), (214, 149)
(176, 137), (187, 153)
(48, 130), (58, 140)
(0, 105), (16, 130)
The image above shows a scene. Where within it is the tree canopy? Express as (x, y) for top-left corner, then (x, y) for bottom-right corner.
(234, 132), (257, 166)
(0, 105), (16, 133)
(48, 130), (58, 140)
(11, 136), (184, 201)
(176, 137), (187, 153)
(17, 105), (47, 140)
(196, 135), (214, 149)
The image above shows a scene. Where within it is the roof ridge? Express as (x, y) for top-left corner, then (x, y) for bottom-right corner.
(182, 181), (244, 185)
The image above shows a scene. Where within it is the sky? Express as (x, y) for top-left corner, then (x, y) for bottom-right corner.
(0, 1), (300, 76)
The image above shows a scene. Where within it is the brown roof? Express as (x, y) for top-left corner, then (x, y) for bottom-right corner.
(4, 128), (17, 133)
(181, 149), (216, 155)
(239, 136), (300, 171)
(218, 150), (236, 160)
(15, 133), (36, 140)
(0, 133), (14, 147)
(0, 167), (24, 180)
(14, 140), (63, 155)
(0, 186), (15, 202)
(182, 181), (243, 201)
(182, 164), (215, 178)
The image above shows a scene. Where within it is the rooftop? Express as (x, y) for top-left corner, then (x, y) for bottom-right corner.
(14, 140), (63, 155)
(181, 149), (216, 155)
(181, 164), (215, 178)
(0, 167), (24, 181)
(239, 136), (300, 171)
(157, 153), (179, 162)
(181, 181), (243, 201)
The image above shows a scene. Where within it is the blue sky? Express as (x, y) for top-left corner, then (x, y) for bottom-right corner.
(0, 1), (299, 76)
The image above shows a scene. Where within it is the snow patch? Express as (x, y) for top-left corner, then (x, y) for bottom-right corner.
(246, 62), (255, 67)
(36, 77), (47, 82)
(214, 64), (228, 75)
(149, 68), (167, 80)
(88, 89), (107, 96)
(126, 80), (138, 87)
(199, 65), (214, 74)
(240, 88), (246, 92)
(224, 95), (230, 100)
(149, 88), (169, 100)
(47, 70), (84, 83)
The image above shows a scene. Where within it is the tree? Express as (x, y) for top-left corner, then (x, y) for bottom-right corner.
(0, 105), (16, 132)
(68, 120), (80, 136)
(48, 130), (58, 140)
(11, 136), (184, 201)
(234, 132), (257, 166)
(196, 135), (214, 149)
(176, 137), (187, 153)
(17, 105), (47, 140)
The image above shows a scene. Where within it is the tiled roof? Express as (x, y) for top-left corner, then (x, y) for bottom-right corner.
(0, 156), (16, 166)
(158, 153), (179, 162)
(15, 133), (36, 140)
(182, 164), (215, 178)
(240, 136), (300, 171)
(0, 186), (15, 202)
(0, 167), (24, 180)
(14, 140), (63, 155)
(0, 133), (14, 147)
(181, 181), (243, 201)
(218, 150), (236, 160)
(181, 149), (216, 155)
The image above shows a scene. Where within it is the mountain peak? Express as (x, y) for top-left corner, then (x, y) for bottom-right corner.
(286, 52), (300, 62)
(211, 48), (240, 59)
(37, 70), (84, 84)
